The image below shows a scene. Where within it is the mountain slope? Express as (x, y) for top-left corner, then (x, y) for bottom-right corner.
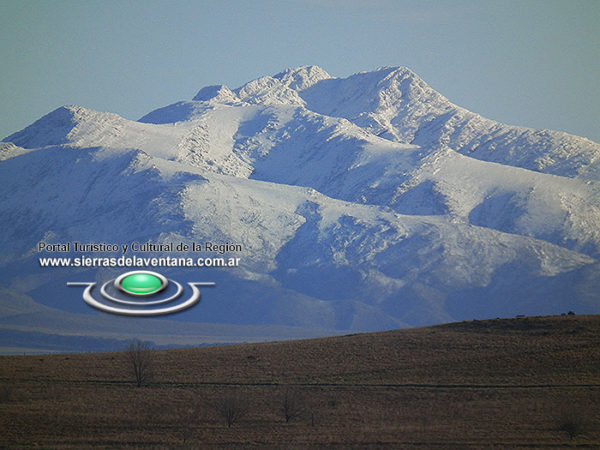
(296, 66), (600, 179)
(8, 100), (600, 258)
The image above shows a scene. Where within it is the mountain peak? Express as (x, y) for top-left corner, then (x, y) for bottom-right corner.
(272, 65), (332, 91)
(234, 75), (306, 106)
(364, 65), (435, 96)
(3, 105), (86, 148)
(192, 84), (239, 103)
(372, 65), (414, 75)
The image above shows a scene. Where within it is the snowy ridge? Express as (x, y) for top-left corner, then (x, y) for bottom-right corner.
(1, 66), (599, 348)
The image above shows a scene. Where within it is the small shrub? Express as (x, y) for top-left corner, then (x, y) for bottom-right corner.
(558, 411), (584, 440)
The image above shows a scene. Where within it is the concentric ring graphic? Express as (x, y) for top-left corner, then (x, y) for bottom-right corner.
(100, 279), (183, 306)
(67, 270), (215, 316)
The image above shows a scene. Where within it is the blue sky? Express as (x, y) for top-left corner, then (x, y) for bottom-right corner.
(1, 0), (598, 142)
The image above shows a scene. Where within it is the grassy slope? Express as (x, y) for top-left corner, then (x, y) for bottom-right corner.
(1, 314), (599, 448)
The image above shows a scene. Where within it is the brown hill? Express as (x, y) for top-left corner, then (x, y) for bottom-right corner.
(1, 314), (599, 448)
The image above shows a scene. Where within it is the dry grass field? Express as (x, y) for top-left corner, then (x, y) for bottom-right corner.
(1, 314), (599, 448)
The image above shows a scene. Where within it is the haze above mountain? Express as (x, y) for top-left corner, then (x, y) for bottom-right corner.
(1, 66), (599, 352)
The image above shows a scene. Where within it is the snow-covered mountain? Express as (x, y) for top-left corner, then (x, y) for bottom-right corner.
(1, 66), (599, 352)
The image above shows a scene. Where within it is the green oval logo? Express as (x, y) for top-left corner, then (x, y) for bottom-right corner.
(115, 271), (167, 297)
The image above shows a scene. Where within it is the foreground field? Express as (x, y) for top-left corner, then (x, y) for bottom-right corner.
(1, 315), (599, 448)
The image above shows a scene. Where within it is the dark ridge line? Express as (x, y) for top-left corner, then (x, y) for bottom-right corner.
(11, 378), (600, 390)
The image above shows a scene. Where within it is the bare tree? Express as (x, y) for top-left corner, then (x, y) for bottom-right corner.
(0, 382), (13, 403)
(281, 389), (304, 423)
(558, 410), (585, 440)
(125, 339), (153, 387)
(215, 394), (247, 427)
